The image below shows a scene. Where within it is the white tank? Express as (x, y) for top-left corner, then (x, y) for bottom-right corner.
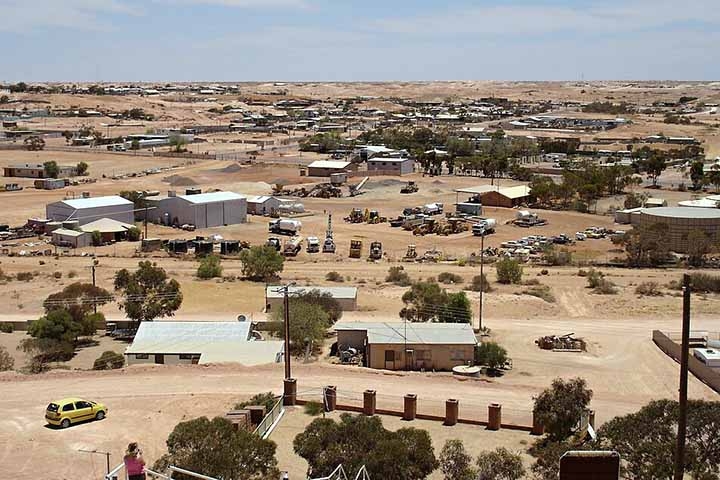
(516, 210), (531, 219)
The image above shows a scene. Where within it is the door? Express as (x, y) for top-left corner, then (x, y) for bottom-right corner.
(155, 354), (165, 364)
(384, 350), (395, 370)
(74, 401), (94, 421)
(61, 402), (76, 422)
(405, 350), (414, 371)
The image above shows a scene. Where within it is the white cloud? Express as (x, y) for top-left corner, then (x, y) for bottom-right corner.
(0, 0), (141, 32)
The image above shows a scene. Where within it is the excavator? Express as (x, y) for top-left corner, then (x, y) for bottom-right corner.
(323, 214), (336, 253)
(349, 176), (369, 197)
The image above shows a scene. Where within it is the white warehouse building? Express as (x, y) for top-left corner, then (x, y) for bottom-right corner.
(147, 191), (247, 228)
(45, 195), (135, 226)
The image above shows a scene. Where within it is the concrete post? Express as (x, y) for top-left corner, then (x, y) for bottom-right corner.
(445, 399), (459, 426)
(531, 410), (544, 435)
(589, 410), (596, 429)
(324, 385), (337, 412)
(363, 390), (376, 416)
(488, 403), (502, 430)
(403, 394), (417, 421)
(283, 378), (296, 406)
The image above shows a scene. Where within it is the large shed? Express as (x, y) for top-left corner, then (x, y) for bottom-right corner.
(247, 195), (281, 215)
(148, 191), (247, 228)
(51, 228), (91, 248)
(265, 286), (358, 311)
(334, 322), (478, 371)
(367, 157), (414, 176)
(46, 195), (134, 226)
(125, 321), (283, 366)
(307, 160), (354, 177)
(455, 185), (532, 208)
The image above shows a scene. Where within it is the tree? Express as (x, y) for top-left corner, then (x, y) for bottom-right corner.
(621, 223), (670, 267)
(130, 139), (140, 150)
(43, 160), (59, 178)
(61, 130), (73, 143)
(598, 399), (720, 480)
(76, 161), (88, 176)
(624, 191), (648, 209)
(0, 95), (9, 104)
(169, 136), (188, 153)
(475, 447), (525, 480)
(93, 350), (125, 370)
(440, 291), (472, 324)
(495, 258), (522, 284)
(196, 254), (223, 279)
(238, 246), (284, 281)
(114, 261), (183, 324)
(43, 282), (112, 329)
(294, 290), (343, 324)
(154, 416), (279, 480)
(386, 266), (411, 286)
(474, 342), (508, 372)
(0, 346), (14, 371)
(294, 413), (437, 480)
(533, 377), (593, 441)
(529, 440), (578, 480)
(274, 301), (328, 355)
(690, 160), (705, 190)
(24, 135), (45, 151)
(469, 274), (491, 292)
(234, 392), (278, 412)
(637, 150), (667, 187)
(400, 281), (447, 322)
(127, 226), (141, 241)
(439, 439), (475, 480)
(686, 229), (712, 267)
(709, 165), (720, 193)
(91, 230), (102, 246)
(28, 309), (81, 344)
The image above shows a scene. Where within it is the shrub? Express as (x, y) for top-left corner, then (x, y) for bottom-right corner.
(474, 342), (509, 371)
(197, 254), (223, 279)
(0, 322), (13, 333)
(0, 346), (13, 371)
(636, 281), (663, 297)
(688, 273), (720, 293)
(586, 269), (604, 288)
(577, 269), (588, 277)
(92, 350), (125, 370)
(437, 272), (463, 284)
(586, 268), (617, 294)
(16, 272), (34, 281)
(523, 278), (541, 286)
(325, 271), (344, 282)
(68, 270), (77, 279)
(468, 274), (491, 292)
(53, 271), (62, 279)
(304, 401), (324, 416)
(543, 246), (572, 266)
(235, 392), (278, 413)
(496, 258), (523, 284)
(386, 266), (411, 286)
(127, 226), (141, 241)
(521, 285), (556, 303)
(541, 269), (549, 275)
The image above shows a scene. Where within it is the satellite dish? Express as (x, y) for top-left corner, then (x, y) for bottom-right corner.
(237, 315), (247, 322)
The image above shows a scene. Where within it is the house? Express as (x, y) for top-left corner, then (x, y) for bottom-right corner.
(307, 160), (354, 177)
(125, 321), (284, 366)
(79, 218), (135, 243)
(265, 286), (358, 311)
(455, 185), (533, 208)
(4, 163), (77, 179)
(46, 195), (134, 226)
(146, 191), (247, 228)
(247, 195), (281, 216)
(51, 228), (91, 248)
(334, 322), (478, 371)
(367, 157), (414, 176)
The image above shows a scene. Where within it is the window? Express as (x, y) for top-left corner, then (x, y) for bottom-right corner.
(451, 349), (466, 361)
(47, 403), (59, 412)
(416, 350), (432, 361)
(62, 403), (75, 412)
(75, 401), (91, 409)
(384, 350), (395, 362)
(135, 354), (149, 360)
(179, 354), (195, 360)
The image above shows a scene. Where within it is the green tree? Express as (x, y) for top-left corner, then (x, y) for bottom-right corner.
(169, 136), (188, 153)
(439, 439), (475, 480)
(114, 261), (183, 324)
(294, 289), (343, 324)
(294, 413), (438, 480)
(708, 165), (720, 193)
(234, 392), (278, 412)
(533, 377), (593, 441)
(0, 346), (15, 371)
(61, 130), (73, 143)
(690, 160), (705, 189)
(686, 229), (712, 267)
(475, 447), (525, 480)
(43, 282), (112, 327)
(529, 440), (578, 480)
(93, 350), (125, 370)
(637, 150), (667, 187)
(43, 160), (59, 178)
(127, 226), (141, 241)
(76, 161), (88, 176)
(624, 191), (648, 209)
(239, 245), (284, 281)
(130, 139), (140, 150)
(28, 309), (80, 344)
(25, 135), (45, 151)
(154, 416), (279, 480)
(440, 291), (472, 324)
(400, 280), (448, 322)
(386, 266), (411, 286)
(91, 230), (102, 246)
(273, 301), (328, 355)
(495, 258), (523, 284)
(622, 223), (670, 267)
(469, 274), (491, 292)
(196, 254), (223, 279)
(474, 342), (508, 372)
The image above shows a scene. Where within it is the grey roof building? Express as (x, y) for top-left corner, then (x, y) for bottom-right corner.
(46, 195), (135, 225)
(265, 286), (358, 311)
(146, 191), (247, 228)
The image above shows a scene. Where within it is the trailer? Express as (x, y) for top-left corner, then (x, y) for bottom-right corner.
(283, 236), (303, 257)
(269, 218), (302, 236)
(306, 236), (320, 253)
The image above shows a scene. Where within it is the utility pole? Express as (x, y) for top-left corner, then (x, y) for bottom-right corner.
(674, 273), (691, 480)
(144, 206), (148, 240)
(283, 286), (291, 379)
(91, 263), (97, 314)
(478, 232), (485, 332)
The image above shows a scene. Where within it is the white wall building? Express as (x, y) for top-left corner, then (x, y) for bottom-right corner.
(148, 191), (247, 228)
(46, 195), (134, 226)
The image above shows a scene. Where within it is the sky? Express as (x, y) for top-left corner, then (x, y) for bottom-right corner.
(0, 0), (718, 82)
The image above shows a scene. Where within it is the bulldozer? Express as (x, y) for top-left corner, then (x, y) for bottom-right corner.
(349, 239), (363, 258)
(400, 181), (419, 194)
(366, 210), (387, 224)
(345, 208), (365, 223)
(403, 244), (417, 261)
(369, 241), (383, 260)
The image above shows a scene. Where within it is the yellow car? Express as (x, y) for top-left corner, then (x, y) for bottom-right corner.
(45, 398), (108, 428)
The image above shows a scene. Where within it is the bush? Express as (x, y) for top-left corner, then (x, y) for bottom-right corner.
(235, 392), (279, 413)
(386, 266), (411, 286)
(688, 273), (720, 293)
(239, 246), (284, 281)
(325, 271), (344, 282)
(586, 269), (603, 288)
(304, 401), (324, 416)
(92, 350), (125, 370)
(68, 270), (77, 279)
(636, 281), (663, 297)
(16, 272), (34, 281)
(127, 226), (141, 241)
(474, 342), (509, 371)
(437, 272), (463, 284)
(197, 254), (223, 279)
(53, 271), (62, 279)
(496, 258), (523, 284)
(543, 246), (572, 266)
(0, 346), (14, 371)
(577, 269), (588, 277)
(468, 274), (492, 292)
(0, 322), (13, 333)
(521, 285), (556, 303)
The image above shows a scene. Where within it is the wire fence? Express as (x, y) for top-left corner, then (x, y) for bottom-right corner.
(254, 397), (285, 439)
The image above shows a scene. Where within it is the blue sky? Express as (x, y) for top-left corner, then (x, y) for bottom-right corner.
(1, 0), (718, 82)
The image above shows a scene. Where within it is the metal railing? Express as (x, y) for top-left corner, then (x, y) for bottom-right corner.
(254, 396), (285, 439)
(105, 464), (217, 480)
(308, 464), (370, 480)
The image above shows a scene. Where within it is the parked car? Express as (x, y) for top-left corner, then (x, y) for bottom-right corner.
(45, 398), (108, 428)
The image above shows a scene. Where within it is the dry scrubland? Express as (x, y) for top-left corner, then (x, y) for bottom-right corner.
(2, 81), (720, 478)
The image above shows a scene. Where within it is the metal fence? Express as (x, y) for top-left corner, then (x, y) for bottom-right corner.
(254, 397), (285, 439)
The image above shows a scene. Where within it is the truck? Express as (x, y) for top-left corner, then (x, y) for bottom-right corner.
(266, 237), (281, 251)
(472, 218), (497, 236)
(400, 181), (418, 194)
(422, 203), (444, 215)
(268, 218), (302, 236)
(349, 239), (363, 258)
(369, 241), (383, 260)
(306, 236), (320, 253)
(282, 236), (303, 257)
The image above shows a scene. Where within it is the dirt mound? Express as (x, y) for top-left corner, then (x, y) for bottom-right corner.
(432, 179), (444, 185)
(162, 175), (197, 186)
(364, 179), (405, 190)
(217, 163), (244, 173)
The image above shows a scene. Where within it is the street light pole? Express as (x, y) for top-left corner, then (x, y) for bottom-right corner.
(478, 232), (485, 332)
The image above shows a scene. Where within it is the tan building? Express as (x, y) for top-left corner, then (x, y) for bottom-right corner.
(307, 160), (355, 177)
(455, 184), (532, 208)
(335, 322), (477, 371)
(265, 286), (358, 311)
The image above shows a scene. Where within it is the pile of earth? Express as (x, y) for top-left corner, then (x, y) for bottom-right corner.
(162, 175), (197, 186)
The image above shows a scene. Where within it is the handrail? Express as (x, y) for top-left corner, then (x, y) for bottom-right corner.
(310, 464), (349, 480)
(105, 463), (125, 480)
(169, 466), (219, 480)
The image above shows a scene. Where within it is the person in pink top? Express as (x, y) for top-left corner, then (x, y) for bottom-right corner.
(123, 442), (146, 480)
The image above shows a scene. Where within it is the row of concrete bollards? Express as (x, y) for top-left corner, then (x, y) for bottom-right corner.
(284, 378), (545, 434)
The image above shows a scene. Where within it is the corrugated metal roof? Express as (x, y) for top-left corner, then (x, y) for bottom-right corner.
(308, 160), (351, 169)
(52, 228), (87, 237)
(643, 206), (720, 219)
(179, 191), (246, 204)
(248, 195), (275, 204)
(126, 321), (251, 354)
(60, 195), (133, 209)
(334, 322), (477, 345)
(79, 218), (134, 233)
(455, 184), (531, 199)
(199, 341), (284, 365)
(265, 286), (358, 299)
